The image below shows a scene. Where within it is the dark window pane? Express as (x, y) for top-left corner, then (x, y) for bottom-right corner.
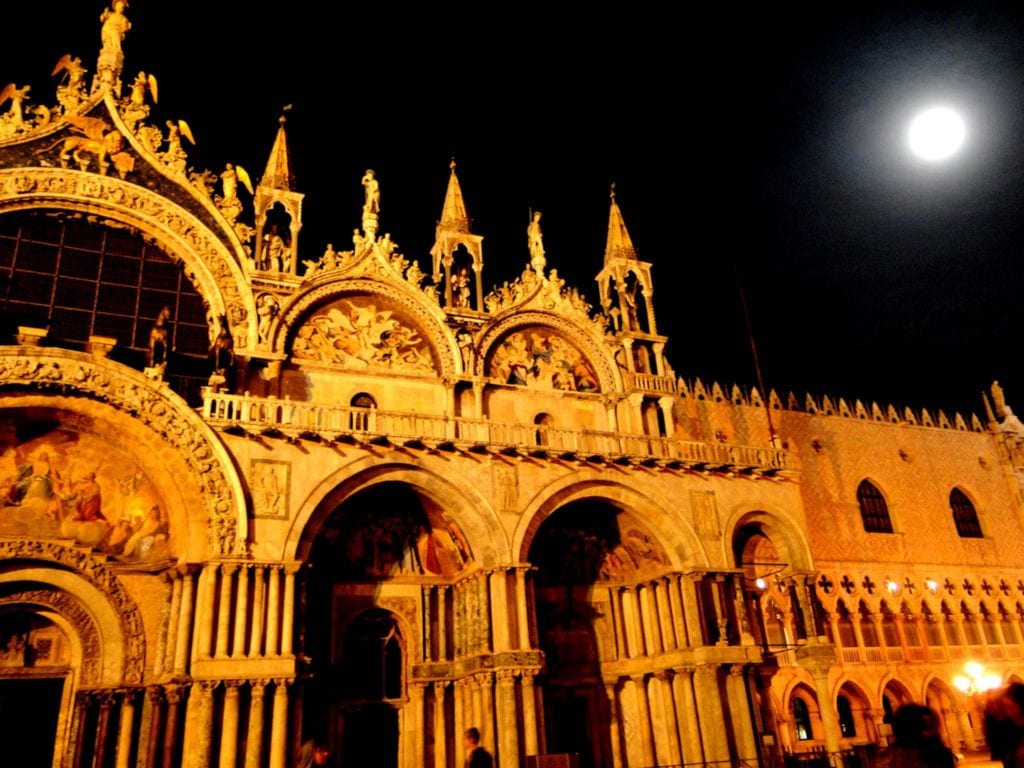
(20, 217), (64, 244)
(9, 271), (54, 304)
(139, 290), (175, 320)
(0, 237), (15, 268)
(94, 313), (134, 343)
(16, 241), (59, 273)
(98, 283), (138, 310)
(951, 488), (982, 538)
(50, 307), (91, 342)
(142, 258), (179, 289)
(54, 277), (97, 309)
(105, 228), (144, 257)
(857, 480), (893, 534)
(60, 248), (101, 280)
(62, 220), (104, 250)
(101, 255), (141, 286)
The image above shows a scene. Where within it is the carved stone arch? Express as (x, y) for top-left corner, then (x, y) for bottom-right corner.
(0, 348), (248, 556)
(478, 311), (618, 393)
(833, 674), (872, 703)
(513, 472), (706, 570)
(275, 278), (459, 377)
(725, 506), (815, 575)
(0, 167), (257, 349)
(286, 458), (505, 566)
(0, 587), (99, 685)
(0, 547), (146, 684)
(879, 674), (915, 705)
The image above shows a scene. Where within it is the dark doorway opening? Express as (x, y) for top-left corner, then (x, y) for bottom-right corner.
(0, 677), (63, 768)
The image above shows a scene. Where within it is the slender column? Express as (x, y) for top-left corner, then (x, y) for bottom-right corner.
(232, 565), (249, 658)
(281, 565), (298, 655)
(469, 677), (483, 744)
(249, 567), (266, 657)
(70, 692), (90, 768)
(656, 673), (682, 765)
(144, 688), (165, 768)
(694, 666), (729, 763)
(632, 675), (656, 768)
(423, 586), (434, 662)
(621, 588), (641, 658)
(155, 573), (179, 678)
(711, 575), (728, 644)
(672, 669), (703, 765)
(162, 687), (183, 768)
(607, 586), (622, 660)
(516, 568), (531, 649)
(950, 615), (969, 648)
(639, 584), (661, 654)
(454, 680), (466, 768)
(655, 579), (677, 650)
(244, 682), (267, 768)
(194, 565), (217, 661)
(955, 705), (977, 750)
(219, 683), (241, 768)
(680, 575), (704, 647)
(215, 564), (237, 658)
(606, 681), (623, 768)
(183, 681), (215, 768)
(496, 672), (520, 768)
(407, 682), (426, 768)
(647, 675), (671, 765)
(478, 573), (491, 652)
(173, 569), (195, 673)
(114, 690), (136, 768)
(454, 582), (464, 657)
(269, 680), (289, 768)
(93, 694), (114, 768)
(809, 666), (842, 753)
(726, 667), (758, 764)
(522, 674), (539, 758)
(490, 569), (511, 652)
(433, 682), (448, 768)
(437, 586), (448, 660)
(266, 566), (282, 656)
(479, 673), (494, 749)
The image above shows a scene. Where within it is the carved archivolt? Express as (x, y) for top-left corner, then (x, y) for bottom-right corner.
(478, 311), (617, 394)
(276, 279), (459, 379)
(0, 587), (103, 685)
(0, 540), (145, 683)
(0, 348), (247, 555)
(0, 167), (257, 351)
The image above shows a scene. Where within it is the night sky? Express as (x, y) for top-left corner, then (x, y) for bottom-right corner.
(3, 1), (1024, 417)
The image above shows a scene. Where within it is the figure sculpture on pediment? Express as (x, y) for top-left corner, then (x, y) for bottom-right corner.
(452, 268), (471, 308)
(256, 294), (279, 345)
(146, 306), (171, 372)
(527, 210), (545, 274)
(100, 1), (131, 58)
(52, 55), (87, 114)
(0, 84), (30, 134)
(362, 169), (380, 215)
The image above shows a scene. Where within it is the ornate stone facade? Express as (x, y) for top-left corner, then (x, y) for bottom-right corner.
(2, 7), (1024, 768)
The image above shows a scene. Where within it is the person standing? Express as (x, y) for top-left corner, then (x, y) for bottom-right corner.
(464, 727), (493, 768)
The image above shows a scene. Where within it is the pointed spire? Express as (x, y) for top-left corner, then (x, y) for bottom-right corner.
(438, 159), (471, 233)
(261, 112), (296, 191)
(604, 183), (638, 264)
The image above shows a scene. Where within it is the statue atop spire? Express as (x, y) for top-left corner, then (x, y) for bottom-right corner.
(527, 210), (546, 275)
(361, 169), (380, 240)
(430, 160), (484, 311)
(98, 1), (131, 91)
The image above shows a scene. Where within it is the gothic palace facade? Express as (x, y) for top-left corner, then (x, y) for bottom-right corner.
(4, 6), (1024, 768)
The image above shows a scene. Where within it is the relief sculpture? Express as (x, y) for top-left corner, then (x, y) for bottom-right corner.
(487, 327), (599, 392)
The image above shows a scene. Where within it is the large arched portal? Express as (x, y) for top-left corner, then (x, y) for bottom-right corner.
(300, 481), (474, 768)
(528, 498), (675, 768)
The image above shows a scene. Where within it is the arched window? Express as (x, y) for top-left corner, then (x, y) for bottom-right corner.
(534, 413), (554, 447)
(349, 393), (377, 432)
(793, 698), (813, 741)
(950, 488), (982, 538)
(837, 695), (856, 737)
(857, 480), (893, 533)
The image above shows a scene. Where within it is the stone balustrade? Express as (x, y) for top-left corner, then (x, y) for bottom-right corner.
(200, 391), (787, 471)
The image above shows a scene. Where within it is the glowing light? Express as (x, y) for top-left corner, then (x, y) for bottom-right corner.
(955, 661), (1001, 695)
(886, 579), (899, 595)
(908, 106), (966, 161)
(755, 578), (767, 590)
(925, 579), (939, 593)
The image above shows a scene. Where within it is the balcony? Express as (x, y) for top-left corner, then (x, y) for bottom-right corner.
(200, 391), (787, 471)
(621, 371), (678, 394)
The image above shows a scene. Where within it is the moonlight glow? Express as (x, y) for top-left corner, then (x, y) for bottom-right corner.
(908, 106), (966, 161)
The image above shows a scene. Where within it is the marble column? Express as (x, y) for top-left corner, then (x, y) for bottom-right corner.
(215, 563), (237, 658)
(232, 565), (249, 659)
(407, 683), (426, 768)
(479, 673), (494, 748)
(249, 567), (266, 657)
(490, 569), (511, 652)
(632, 675), (656, 768)
(282, 564), (298, 656)
(726, 667), (758, 764)
(955, 706), (977, 750)
(655, 580), (677, 650)
(266, 567), (282, 657)
(194, 565), (217, 661)
(173, 569), (195, 674)
(496, 672), (519, 768)
(606, 681), (623, 768)
(433, 682), (448, 768)
(114, 689), (135, 768)
(69, 692), (90, 768)
(182, 681), (215, 768)
(672, 669), (703, 766)
(667, 575), (688, 648)
(516, 568), (532, 650)
(244, 681), (267, 768)
(269, 680), (290, 768)
(655, 673), (682, 766)
(809, 666), (842, 753)
(694, 666), (730, 763)
(522, 674), (540, 759)
(93, 694), (114, 768)
(437, 586), (448, 660)
(621, 588), (641, 658)
(143, 688), (164, 768)
(219, 682), (241, 768)
(454, 680), (466, 768)
(680, 575), (704, 647)
(162, 686), (183, 768)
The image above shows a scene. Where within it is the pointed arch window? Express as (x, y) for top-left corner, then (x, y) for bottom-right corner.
(792, 698), (813, 741)
(857, 480), (893, 533)
(837, 695), (856, 737)
(950, 488), (982, 538)
(349, 393), (377, 432)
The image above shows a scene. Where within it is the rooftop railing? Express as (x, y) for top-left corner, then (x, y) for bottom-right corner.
(200, 391), (788, 471)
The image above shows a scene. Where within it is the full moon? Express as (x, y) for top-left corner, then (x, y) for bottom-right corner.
(907, 106), (966, 161)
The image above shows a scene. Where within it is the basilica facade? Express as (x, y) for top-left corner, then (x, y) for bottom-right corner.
(3, 6), (1024, 768)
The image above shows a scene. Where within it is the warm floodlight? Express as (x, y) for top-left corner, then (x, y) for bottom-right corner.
(908, 106), (966, 161)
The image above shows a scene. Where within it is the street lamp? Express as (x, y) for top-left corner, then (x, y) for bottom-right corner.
(954, 661), (1001, 695)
